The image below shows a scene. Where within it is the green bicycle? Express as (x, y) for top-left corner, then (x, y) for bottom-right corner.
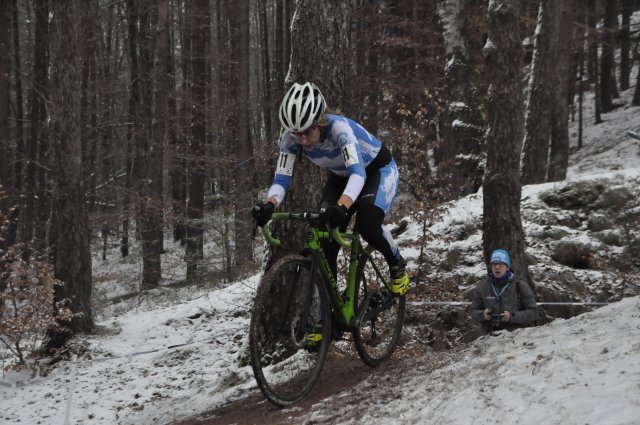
(249, 211), (406, 407)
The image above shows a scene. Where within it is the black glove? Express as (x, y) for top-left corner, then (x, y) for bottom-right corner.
(252, 202), (275, 227)
(320, 203), (348, 228)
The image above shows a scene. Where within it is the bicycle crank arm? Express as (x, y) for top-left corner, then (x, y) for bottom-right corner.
(362, 297), (397, 325)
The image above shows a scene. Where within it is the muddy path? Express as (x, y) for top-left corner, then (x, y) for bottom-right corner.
(175, 343), (462, 425)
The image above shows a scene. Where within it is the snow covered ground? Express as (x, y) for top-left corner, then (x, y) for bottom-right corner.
(3, 277), (640, 425)
(2, 53), (640, 425)
(349, 296), (640, 425)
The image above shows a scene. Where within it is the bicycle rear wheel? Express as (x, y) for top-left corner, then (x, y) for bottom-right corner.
(353, 249), (405, 367)
(249, 255), (331, 407)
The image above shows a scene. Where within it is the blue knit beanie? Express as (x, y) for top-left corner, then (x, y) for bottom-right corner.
(490, 249), (510, 267)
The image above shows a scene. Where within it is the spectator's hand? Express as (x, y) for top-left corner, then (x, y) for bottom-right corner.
(483, 308), (492, 321)
(252, 202), (275, 227)
(501, 311), (511, 322)
(320, 204), (348, 228)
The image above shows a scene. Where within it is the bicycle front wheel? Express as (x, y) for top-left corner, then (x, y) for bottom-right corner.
(249, 255), (331, 407)
(353, 249), (405, 367)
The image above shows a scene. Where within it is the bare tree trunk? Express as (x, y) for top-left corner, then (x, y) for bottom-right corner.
(214, 0), (233, 280)
(6, 0), (24, 246)
(79, 0), (94, 212)
(273, 0), (285, 138)
(548, 0), (574, 182)
(128, 0), (163, 288)
(586, 0), (598, 84)
(172, 0), (191, 245)
(18, 0), (48, 251)
(228, 0), (254, 276)
(0, 0), (10, 208)
(521, 0), (560, 185)
(123, 0), (140, 259)
(619, 0), (633, 91)
(633, 68), (640, 106)
(578, 32), (585, 149)
(0, 0), (11, 300)
(592, 2), (602, 125)
(483, 0), (530, 287)
(185, 0), (209, 281)
(632, 0), (640, 107)
(35, 1), (52, 252)
(258, 0), (272, 141)
(599, 0), (616, 112)
(98, 26), (115, 262)
(284, 0), (292, 76)
(348, 1), (371, 129)
(47, 0), (93, 348)
(138, 0), (172, 289)
(437, 0), (486, 195)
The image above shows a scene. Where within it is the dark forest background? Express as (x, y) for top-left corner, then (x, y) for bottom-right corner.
(0, 0), (639, 350)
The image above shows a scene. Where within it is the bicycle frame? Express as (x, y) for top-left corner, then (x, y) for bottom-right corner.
(261, 212), (390, 330)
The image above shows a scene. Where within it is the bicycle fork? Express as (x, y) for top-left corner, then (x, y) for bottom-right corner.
(280, 254), (323, 348)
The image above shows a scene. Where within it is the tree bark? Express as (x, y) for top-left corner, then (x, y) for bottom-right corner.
(619, 0), (632, 91)
(437, 0), (486, 195)
(273, 0), (286, 139)
(185, 0), (209, 280)
(633, 69), (640, 106)
(548, 0), (574, 182)
(229, 0), (254, 276)
(591, 0), (602, 123)
(586, 0), (598, 84)
(172, 0), (190, 245)
(122, 0), (141, 259)
(18, 0), (49, 251)
(47, 0), (93, 347)
(128, 0), (163, 288)
(0, 0), (10, 207)
(79, 0), (94, 212)
(599, 0), (616, 113)
(137, 0), (172, 289)
(7, 0), (24, 246)
(257, 0), (272, 141)
(520, 0), (559, 185)
(483, 0), (530, 287)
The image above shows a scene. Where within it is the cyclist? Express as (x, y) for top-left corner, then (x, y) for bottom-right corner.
(252, 82), (409, 296)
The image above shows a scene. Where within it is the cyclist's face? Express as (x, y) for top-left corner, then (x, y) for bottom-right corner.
(292, 126), (320, 148)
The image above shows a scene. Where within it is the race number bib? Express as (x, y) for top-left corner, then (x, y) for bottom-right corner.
(341, 144), (360, 167)
(275, 152), (295, 176)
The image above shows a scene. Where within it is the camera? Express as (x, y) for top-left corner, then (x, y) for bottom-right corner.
(490, 305), (502, 329)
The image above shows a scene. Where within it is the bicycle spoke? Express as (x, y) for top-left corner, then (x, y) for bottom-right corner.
(353, 250), (405, 366)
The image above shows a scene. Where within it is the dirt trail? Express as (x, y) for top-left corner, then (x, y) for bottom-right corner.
(175, 344), (461, 425)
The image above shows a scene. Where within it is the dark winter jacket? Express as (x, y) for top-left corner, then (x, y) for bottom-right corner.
(470, 272), (539, 333)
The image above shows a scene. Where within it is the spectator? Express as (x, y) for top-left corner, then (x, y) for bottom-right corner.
(471, 249), (539, 333)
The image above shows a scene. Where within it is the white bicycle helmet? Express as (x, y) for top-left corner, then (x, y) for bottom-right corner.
(278, 82), (326, 133)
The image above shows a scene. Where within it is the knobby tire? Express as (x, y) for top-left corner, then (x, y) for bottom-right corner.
(249, 255), (331, 407)
(353, 250), (405, 367)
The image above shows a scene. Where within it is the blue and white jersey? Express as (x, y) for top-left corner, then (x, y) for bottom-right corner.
(267, 114), (384, 205)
